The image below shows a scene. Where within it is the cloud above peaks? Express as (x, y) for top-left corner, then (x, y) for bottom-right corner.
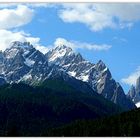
(54, 38), (111, 51)
(0, 5), (34, 29)
(58, 3), (140, 31)
(121, 66), (140, 86)
(0, 29), (48, 54)
(0, 4), (49, 54)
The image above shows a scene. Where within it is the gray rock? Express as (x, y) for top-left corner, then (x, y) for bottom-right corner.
(127, 76), (140, 104)
(0, 41), (136, 110)
(46, 45), (136, 110)
(127, 85), (136, 100)
(136, 77), (140, 94)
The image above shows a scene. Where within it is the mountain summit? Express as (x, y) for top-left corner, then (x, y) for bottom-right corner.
(0, 41), (136, 110)
(46, 45), (135, 110)
(127, 76), (140, 107)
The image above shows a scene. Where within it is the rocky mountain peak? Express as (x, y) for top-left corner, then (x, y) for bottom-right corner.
(47, 45), (74, 65)
(74, 53), (84, 63)
(136, 76), (140, 94)
(10, 41), (33, 49)
(4, 41), (34, 59)
(55, 45), (73, 55)
(96, 60), (107, 71)
(55, 44), (72, 51)
(127, 76), (140, 105)
(0, 41), (136, 111)
(0, 51), (4, 63)
(127, 85), (136, 99)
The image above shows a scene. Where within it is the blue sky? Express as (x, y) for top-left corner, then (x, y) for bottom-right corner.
(0, 3), (140, 93)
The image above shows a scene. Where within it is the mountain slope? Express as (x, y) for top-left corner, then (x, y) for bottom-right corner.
(0, 41), (136, 110)
(0, 81), (122, 136)
(45, 107), (140, 136)
(127, 76), (140, 106)
(46, 45), (136, 110)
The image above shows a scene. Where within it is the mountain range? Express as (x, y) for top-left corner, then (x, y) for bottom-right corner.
(0, 41), (136, 111)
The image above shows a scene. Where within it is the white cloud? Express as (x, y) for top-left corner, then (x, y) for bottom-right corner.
(54, 37), (111, 51)
(27, 3), (49, 8)
(58, 3), (140, 31)
(35, 45), (49, 54)
(0, 5), (34, 29)
(0, 29), (48, 54)
(113, 36), (128, 43)
(0, 4), (49, 54)
(0, 3), (49, 8)
(121, 66), (140, 85)
(0, 32), (110, 55)
(0, 4), (16, 8)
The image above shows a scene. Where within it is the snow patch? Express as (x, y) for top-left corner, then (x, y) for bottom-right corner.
(68, 71), (76, 77)
(97, 79), (101, 83)
(24, 58), (35, 67)
(77, 75), (89, 82)
(22, 74), (32, 80)
(7, 71), (14, 75)
(49, 49), (67, 62)
(136, 102), (140, 108)
(5, 48), (19, 59)
(81, 75), (89, 82)
(23, 50), (30, 56)
(63, 64), (71, 68)
(38, 61), (42, 64)
(103, 67), (108, 72)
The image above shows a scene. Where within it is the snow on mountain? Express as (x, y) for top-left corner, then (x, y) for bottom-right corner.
(78, 75), (89, 82)
(24, 58), (35, 67)
(1, 41), (48, 83)
(46, 44), (136, 110)
(0, 41), (136, 110)
(4, 41), (33, 59)
(49, 46), (67, 62)
(5, 48), (19, 59)
(127, 76), (140, 105)
(68, 71), (76, 77)
(9, 41), (33, 49)
(46, 45), (74, 65)
(136, 102), (140, 108)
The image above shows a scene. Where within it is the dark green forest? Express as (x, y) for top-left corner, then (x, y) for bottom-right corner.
(0, 78), (122, 136)
(46, 107), (140, 137)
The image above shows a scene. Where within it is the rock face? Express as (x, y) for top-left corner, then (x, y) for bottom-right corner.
(136, 77), (140, 94)
(2, 41), (49, 84)
(46, 45), (135, 110)
(0, 41), (136, 110)
(127, 85), (136, 100)
(127, 76), (140, 105)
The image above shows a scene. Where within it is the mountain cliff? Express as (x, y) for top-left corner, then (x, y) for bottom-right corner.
(127, 76), (140, 107)
(0, 41), (136, 110)
(46, 45), (135, 110)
